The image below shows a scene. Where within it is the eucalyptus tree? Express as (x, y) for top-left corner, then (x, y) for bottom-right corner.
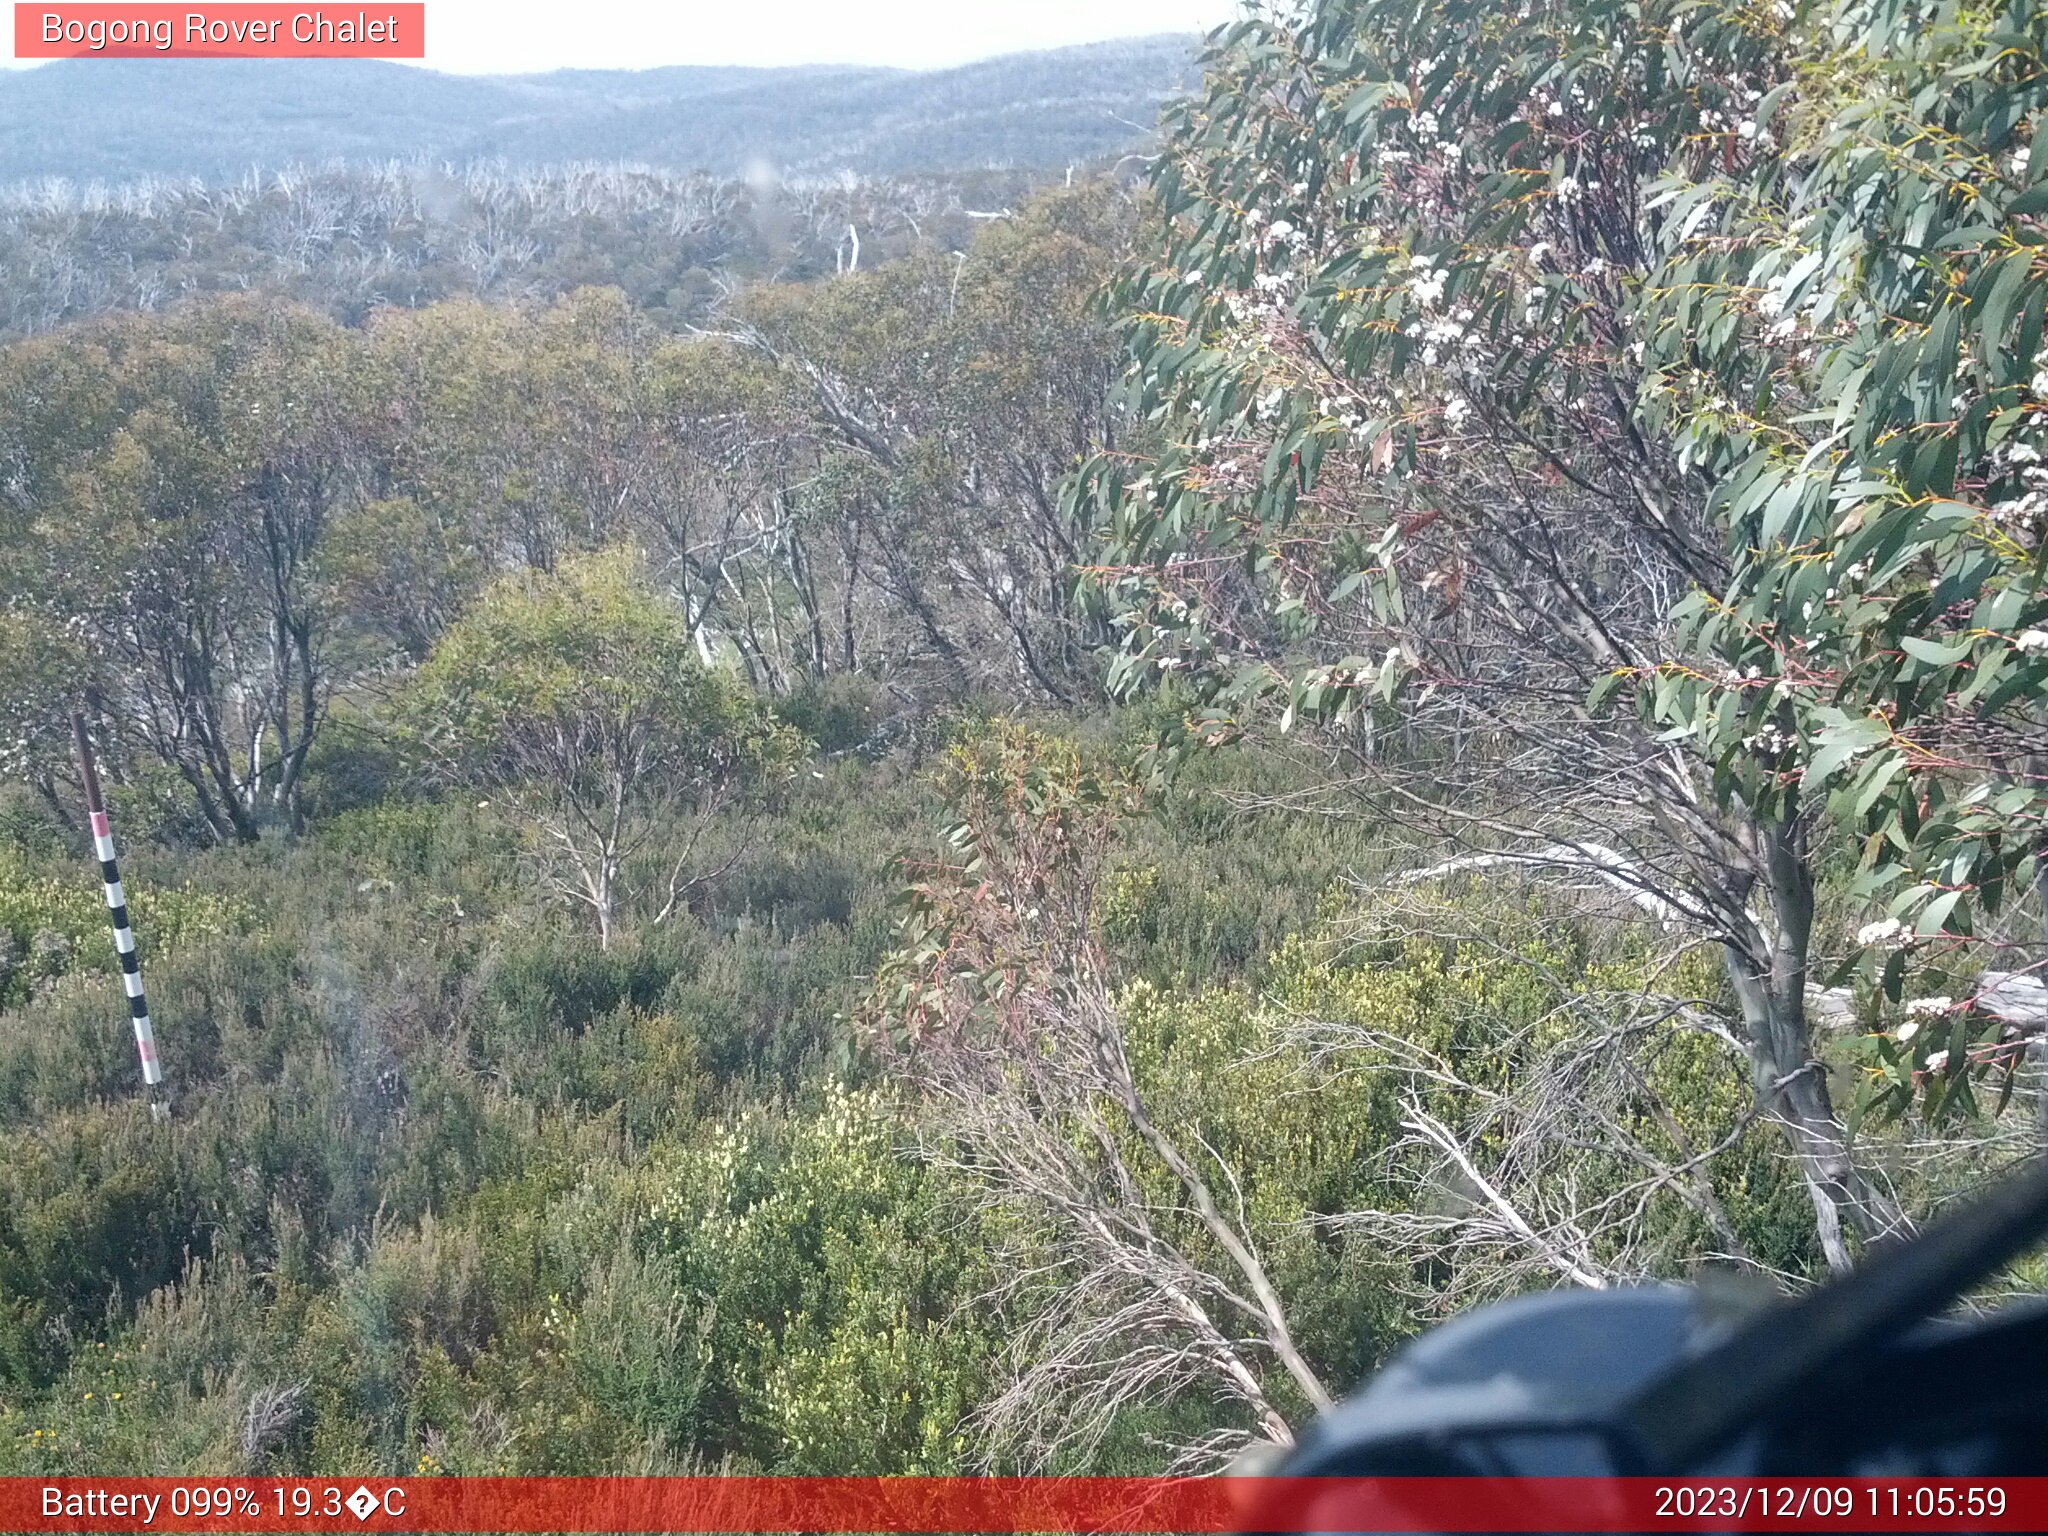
(219, 299), (380, 832)
(1632, 0), (2048, 1128)
(724, 185), (1133, 702)
(0, 612), (95, 830)
(1059, 0), (2048, 1270)
(1, 299), (373, 841)
(406, 549), (800, 947)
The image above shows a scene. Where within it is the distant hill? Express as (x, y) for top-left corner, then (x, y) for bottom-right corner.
(0, 37), (1198, 184)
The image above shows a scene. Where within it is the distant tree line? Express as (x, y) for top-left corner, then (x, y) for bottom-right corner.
(0, 159), (1076, 340)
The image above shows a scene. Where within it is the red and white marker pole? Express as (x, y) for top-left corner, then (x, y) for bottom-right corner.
(71, 714), (165, 1096)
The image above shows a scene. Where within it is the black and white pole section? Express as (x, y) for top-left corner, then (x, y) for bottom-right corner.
(72, 714), (165, 1095)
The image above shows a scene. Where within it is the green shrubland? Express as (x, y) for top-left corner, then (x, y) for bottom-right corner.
(1, 720), (1872, 1473)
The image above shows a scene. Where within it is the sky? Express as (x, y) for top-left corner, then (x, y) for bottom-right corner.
(5, 1), (1241, 73)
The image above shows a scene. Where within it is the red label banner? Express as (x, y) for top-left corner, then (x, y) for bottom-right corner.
(14, 5), (424, 58)
(3, 1477), (2045, 1533)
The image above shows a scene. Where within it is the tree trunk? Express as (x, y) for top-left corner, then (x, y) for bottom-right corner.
(1723, 814), (1903, 1274)
(591, 865), (616, 952)
(2033, 832), (2048, 1148)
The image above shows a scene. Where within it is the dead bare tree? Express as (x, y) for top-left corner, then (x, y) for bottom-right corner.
(1266, 878), (1774, 1311)
(870, 730), (1329, 1469)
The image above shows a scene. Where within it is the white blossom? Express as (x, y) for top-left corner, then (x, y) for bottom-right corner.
(1856, 917), (1915, 951)
(1743, 724), (1794, 755)
(1410, 268), (1449, 308)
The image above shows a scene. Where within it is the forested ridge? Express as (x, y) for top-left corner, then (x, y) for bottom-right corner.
(4, 0), (2048, 1479)
(0, 40), (1196, 183)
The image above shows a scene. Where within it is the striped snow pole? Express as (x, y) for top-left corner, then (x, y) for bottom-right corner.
(71, 715), (164, 1091)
